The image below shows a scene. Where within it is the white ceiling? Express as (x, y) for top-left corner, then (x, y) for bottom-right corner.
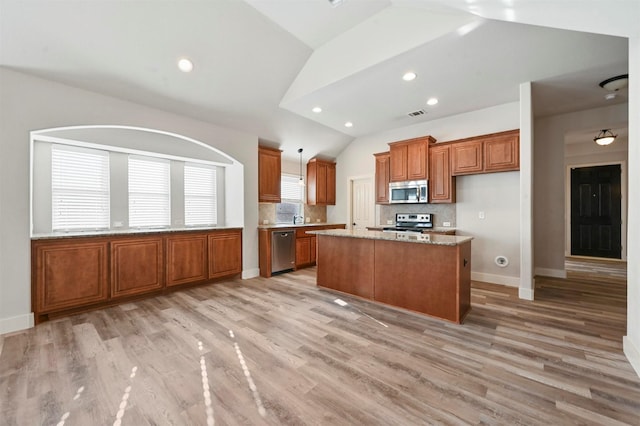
(0, 0), (635, 161)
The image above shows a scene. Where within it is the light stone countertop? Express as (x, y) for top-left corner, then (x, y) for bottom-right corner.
(257, 222), (346, 230)
(309, 229), (473, 246)
(31, 226), (243, 240)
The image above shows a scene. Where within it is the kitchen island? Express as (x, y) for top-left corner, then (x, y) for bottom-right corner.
(310, 229), (473, 324)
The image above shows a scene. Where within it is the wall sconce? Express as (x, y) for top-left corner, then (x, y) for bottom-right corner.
(593, 129), (617, 146)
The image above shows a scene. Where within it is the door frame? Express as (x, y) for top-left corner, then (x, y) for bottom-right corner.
(347, 174), (375, 230)
(565, 160), (627, 260)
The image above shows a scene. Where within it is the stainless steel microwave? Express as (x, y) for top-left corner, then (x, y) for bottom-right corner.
(389, 180), (428, 204)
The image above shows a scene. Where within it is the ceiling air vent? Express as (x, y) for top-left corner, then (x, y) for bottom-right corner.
(407, 109), (426, 117)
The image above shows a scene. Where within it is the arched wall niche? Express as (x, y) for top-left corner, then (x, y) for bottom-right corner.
(30, 125), (245, 234)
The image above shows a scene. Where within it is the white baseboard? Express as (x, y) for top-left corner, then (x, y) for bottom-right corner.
(0, 313), (34, 335)
(624, 336), (640, 379)
(242, 268), (260, 279)
(471, 272), (520, 287)
(519, 286), (534, 300)
(534, 267), (566, 279)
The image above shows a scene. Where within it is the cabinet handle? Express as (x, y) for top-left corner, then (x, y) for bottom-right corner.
(464, 258), (468, 267)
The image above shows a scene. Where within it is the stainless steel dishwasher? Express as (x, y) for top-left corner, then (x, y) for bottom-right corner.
(271, 229), (295, 274)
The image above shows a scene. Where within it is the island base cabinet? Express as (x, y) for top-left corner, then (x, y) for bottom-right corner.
(374, 240), (470, 323)
(316, 235), (374, 299)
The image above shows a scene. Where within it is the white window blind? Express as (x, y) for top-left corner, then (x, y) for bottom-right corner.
(184, 163), (217, 226)
(51, 145), (110, 231)
(128, 156), (170, 228)
(281, 174), (304, 203)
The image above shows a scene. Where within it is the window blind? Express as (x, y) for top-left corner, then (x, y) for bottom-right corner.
(184, 163), (217, 226)
(51, 145), (110, 231)
(128, 156), (170, 228)
(281, 174), (304, 203)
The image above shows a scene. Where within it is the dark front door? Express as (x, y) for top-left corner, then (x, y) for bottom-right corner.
(570, 164), (621, 259)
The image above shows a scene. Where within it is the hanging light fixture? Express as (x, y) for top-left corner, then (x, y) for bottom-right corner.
(593, 129), (617, 146)
(298, 148), (305, 186)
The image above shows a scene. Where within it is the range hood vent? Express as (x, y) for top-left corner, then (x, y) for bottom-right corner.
(407, 109), (426, 117)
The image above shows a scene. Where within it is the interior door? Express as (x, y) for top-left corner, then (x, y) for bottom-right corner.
(351, 177), (374, 230)
(570, 164), (621, 259)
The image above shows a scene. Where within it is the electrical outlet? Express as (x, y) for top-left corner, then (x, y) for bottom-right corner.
(386, 220), (393, 225)
(113, 221), (123, 228)
(478, 211), (485, 220)
(443, 221), (451, 227)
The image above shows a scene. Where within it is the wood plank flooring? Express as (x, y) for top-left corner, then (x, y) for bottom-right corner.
(1, 268), (639, 425)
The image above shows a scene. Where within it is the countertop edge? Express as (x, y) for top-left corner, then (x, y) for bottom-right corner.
(310, 229), (473, 246)
(32, 226), (243, 240)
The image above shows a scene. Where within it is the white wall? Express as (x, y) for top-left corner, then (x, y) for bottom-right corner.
(533, 103), (628, 277)
(330, 102), (521, 284)
(0, 68), (260, 334)
(624, 32), (640, 377)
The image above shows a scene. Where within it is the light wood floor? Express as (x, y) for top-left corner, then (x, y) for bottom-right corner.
(1, 269), (639, 425)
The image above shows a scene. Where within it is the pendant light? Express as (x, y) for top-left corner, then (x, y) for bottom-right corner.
(593, 129), (617, 146)
(298, 148), (305, 186)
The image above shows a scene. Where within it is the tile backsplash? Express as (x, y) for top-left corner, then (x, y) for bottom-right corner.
(258, 203), (327, 225)
(379, 203), (456, 227)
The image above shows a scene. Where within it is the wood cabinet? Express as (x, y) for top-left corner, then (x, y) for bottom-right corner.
(208, 229), (242, 279)
(32, 228), (242, 323)
(166, 234), (208, 287)
(388, 136), (436, 182)
(295, 237), (312, 267)
(451, 140), (483, 175)
(484, 131), (519, 172)
(111, 237), (164, 297)
(258, 146), (281, 203)
(429, 144), (456, 203)
(33, 238), (109, 316)
(374, 152), (390, 204)
(451, 129), (519, 175)
(307, 158), (336, 205)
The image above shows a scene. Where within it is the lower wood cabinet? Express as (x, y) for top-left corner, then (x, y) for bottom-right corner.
(32, 228), (242, 323)
(208, 230), (242, 279)
(111, 237), (164, 297)
(166, 234), (208, 287)
(33, 239), (109, 314)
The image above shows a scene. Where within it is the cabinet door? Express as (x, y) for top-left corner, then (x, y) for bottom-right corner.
(407, 140), (428, 180)
(451, 140), (483, 175)
(316, 162), (327, 204)
(374, 152), (390, 204)
(389, 144), (408, 182)
(295, 237), (311, 267)
(208, 230), (242, 279)
(258, 146), (281, 203)
(33, 239), (109, 313)
(166, 234), (208, 287)
(112, 237), (164, 297)
(484, 133), (519, 172)
(310, 236), (317, 264)
(429, 145), (456, 203)
(326, 163), (336, 205)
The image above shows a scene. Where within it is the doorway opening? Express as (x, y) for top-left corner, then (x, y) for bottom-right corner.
(569, 164), (622, 259)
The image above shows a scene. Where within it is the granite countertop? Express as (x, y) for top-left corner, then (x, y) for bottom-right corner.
(32, 225), (243, 240)
(257, 222), (346, 230)
(309, 229), (472, 246)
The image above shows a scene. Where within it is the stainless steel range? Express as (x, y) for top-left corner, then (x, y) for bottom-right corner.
(383, 213), (433, 233)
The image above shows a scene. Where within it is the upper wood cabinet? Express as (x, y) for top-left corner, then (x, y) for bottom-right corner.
(374, 152), (390, 204)
(388, 136), (436, 182)
(451, 140), (483, 176)
(429, 144), (456, 204)
(451, 129), (519, 176)
(307, 158), (336, 205)
(484, 131), (519, 172)
(258, 146), (281, 203)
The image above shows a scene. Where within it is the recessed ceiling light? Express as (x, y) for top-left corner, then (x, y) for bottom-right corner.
(426, 97), (439, 106)
(402, 72), (417, 81)
(344, 122), (353, 128)
(177, 58), (194, 73)
(312, 106), (322, 113)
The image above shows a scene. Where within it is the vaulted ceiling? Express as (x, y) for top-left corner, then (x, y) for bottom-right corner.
(0, 0), (634, 161)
